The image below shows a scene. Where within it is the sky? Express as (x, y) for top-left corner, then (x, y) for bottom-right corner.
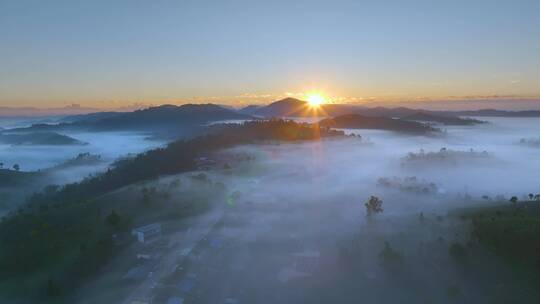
(1, 0), (539, 109)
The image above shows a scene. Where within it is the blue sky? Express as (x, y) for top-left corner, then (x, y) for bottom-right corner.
(1, 0), (539, 108)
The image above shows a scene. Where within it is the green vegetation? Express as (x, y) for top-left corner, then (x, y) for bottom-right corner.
(461, 202), (540, 280)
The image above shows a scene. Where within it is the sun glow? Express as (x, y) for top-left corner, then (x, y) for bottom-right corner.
(307, 93), (326, 107)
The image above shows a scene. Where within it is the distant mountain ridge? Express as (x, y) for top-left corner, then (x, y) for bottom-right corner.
(401, 112), (485, 126)
(244, 98), (540, 119)
(60, 112), (122, 123)
(318, 114), (437, 134)
(4, 100), (539, 136)
(445, 109), (540, 117)
(0, 105), (100, 117)
(5, 104), (252, 136)
(91, 104), (251, 131)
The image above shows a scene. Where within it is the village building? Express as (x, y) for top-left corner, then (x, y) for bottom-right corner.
(131, 223), (162, 244)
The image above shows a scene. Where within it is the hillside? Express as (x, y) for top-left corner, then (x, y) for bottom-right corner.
(318, 114), (437, 134)
(0, 169), (44, 186)
(28, 119), (345, 207)
(0, 120), (345, 302)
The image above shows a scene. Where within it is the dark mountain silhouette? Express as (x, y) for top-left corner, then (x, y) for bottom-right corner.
(249, 98), (362, 117)
(238, 105), (262, 115)
(0, 105), (99, 117)
(251, 98), (308, 117)
(318, 114), (437, 134)
(402, 112), (485, 125)
(6, 104), (252, 136)
(446, 109), (540, 117)
(91, 104), (251, 131)
(247, 97), (540, 119)
(60, 112), (122, 123)
(0, 132), (86, 146)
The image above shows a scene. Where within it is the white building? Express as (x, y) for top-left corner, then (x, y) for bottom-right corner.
(131, 223), (162, 244)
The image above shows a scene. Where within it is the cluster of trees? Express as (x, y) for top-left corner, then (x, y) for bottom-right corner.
(527, 193), (540, 201)
(317, 113), (438, 134)
(482, 193), (540, 203)
(0, 162), (20, 171)
(519, 138), (540, 148)
(509, 193), (540, 203)
(52, 153), (101, 170)
(377, 176), (438, 195)
(404, 147), (490, 163)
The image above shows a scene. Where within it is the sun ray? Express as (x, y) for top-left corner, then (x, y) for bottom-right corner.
(307, 94), (325, 107)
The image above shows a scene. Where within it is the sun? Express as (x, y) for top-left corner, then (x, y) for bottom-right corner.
(307, 93), (326, 107)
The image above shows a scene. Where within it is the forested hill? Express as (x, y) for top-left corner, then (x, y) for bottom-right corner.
(27, 120), (344, 207)
(318, 114), (438, 134)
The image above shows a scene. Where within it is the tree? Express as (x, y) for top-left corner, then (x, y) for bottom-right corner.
(141, 187), (153, 204)
(12, 164), (20, 171)
(365, 196), (383, 217)
(509, 196), (518, 204)
(104, 210), (121, 229)
(528, 193), (534, 200)
(449, 242), (468, 264)
(535, 194), (540, 201)
(46, 278), (59, 297)
(0, 162), (3, 169)
(378, 241), (403, 269)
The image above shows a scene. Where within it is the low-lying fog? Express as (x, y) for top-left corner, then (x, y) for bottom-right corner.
(335, 116), (540, 200)
(206, 117), (539, 217)
(48, 116), (539, 304)
(0, 131), (165, 172)
(97, 117), (540, 304)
